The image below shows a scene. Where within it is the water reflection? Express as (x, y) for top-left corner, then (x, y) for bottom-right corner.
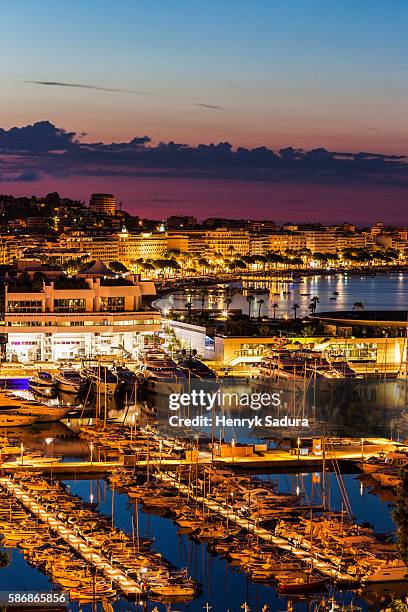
(155, 272), (408, 317)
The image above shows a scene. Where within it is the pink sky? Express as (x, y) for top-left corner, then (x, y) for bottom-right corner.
(3, 176), (406, 225)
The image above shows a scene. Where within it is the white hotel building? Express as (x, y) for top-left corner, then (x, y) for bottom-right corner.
(4, 261), (161, 362)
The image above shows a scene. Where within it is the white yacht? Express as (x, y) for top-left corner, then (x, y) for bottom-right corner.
(54, 368), (87, 395)
(139, 349), (187, 395)
(0, 392), (72, 423)
(0, 412), (39, 427)
(28, 371), (58, 398)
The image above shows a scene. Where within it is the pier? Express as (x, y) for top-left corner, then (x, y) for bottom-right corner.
(0, 476), (142, 597)
(1, 437), (396, 474)
(155, 470), (357, 584)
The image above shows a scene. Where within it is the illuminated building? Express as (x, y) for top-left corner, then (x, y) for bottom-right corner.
(89, 193), (116, 215)
(205, 228), (250, 256)
(4, 261), (160, 362)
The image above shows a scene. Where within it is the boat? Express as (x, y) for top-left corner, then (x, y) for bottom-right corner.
(0, 411), (39, 427)
(357, 450), (408, 474)
(252, 347), (358, 393)
(15, 403), (72, 422)
(277, 571), (327, 592)
(139, 349), (187, 395)
(363, 560), (408, 583)
(83, 366), (119, 396)
(115, 366), (138, 392)
(0, 391), (72, 422)
(28, 371), (58, 398)
(54, 369), (87, 395)
(176, 350), (219, 390)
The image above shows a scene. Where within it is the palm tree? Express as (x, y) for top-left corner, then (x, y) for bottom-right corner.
(185, 301), (193, 321)
(309, 296), (319, 315)
(199, 287), (207, 314)
(291, 302), (299, 319)
(272, 302), (279, 320)
(257, 298), (265, 320)
(246, 294), (255, 318)
(224, 287), (235, 315)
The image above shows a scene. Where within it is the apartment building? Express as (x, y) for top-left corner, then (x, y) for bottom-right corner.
(303, 230), (338, 254)
(205, 229), (250, 256)
(167, 232), (207, 255)
(249, 233), (271, 256)
(269, 232), (306, 253)
(117, 231), (168, 267)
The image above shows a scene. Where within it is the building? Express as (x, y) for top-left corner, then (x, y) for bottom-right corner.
(303, 230), (337, 254)
(336, 233), (366, 252)
(89, 194), (116, 215)
(205, 229), (250, 256)
(249, 233), (271, 256)
(269, 232), (306, 253)
(167, 232), (206, 255)
(117, 231), (168, 268)
(4, 260), (161, 362)
(168, 318), (405, 374)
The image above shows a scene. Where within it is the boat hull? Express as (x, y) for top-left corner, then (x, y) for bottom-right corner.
(0, 413), (39, 427)
(90, 380), (118, 396)
(17, 405), (72, 422)
(28, 383), (58, 398)
(144, 377), (186, 396)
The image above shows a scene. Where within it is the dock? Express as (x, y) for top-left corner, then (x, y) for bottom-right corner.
(1, 438), (396, 474)
(156, 470), (357, 583)
(0, 476), (142, 597)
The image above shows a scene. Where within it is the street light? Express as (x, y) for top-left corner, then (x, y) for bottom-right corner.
(231, 438), (235, 464)
(90, 441), (94, 464)
(20, 442), (24, 466)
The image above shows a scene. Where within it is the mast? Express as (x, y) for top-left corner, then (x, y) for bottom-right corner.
(322, 436), (326, 511)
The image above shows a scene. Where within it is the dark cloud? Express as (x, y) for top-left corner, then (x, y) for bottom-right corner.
(194, 103), (228, 111)
(0, 121), (77, 152)
(0, 121), (407, 187)
(26, 81), (153, 95)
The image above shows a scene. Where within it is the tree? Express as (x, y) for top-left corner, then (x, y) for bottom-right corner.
(272, 302), (279, 320)
(353, 301), (364, 311)
(291, 302), (299, 319)
(199, 287), (207, 314)
(393, 470), (408, 569)
(246, 294), (255, 318)
(309, 295), (320, 315)
(257, 298), (265, 319)
(108, 261), (129, 274)
(185, 301), (193, 321)
(32, 271), (45, 292)
(224, 287), (235, 313)
(258, 324), (271, 336)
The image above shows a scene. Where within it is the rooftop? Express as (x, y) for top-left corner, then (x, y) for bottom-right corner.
(313, 310), (408, 326)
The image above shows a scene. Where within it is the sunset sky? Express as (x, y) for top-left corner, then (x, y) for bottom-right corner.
(1, 0), (407, 223)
